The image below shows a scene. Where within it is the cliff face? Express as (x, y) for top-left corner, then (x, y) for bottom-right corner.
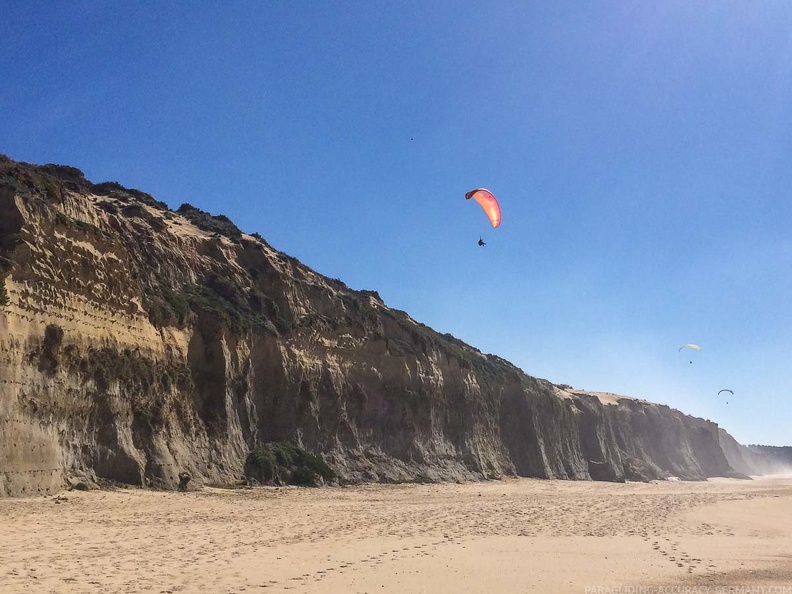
(719, 430), (792, 476)
(0, 156), (746, 495)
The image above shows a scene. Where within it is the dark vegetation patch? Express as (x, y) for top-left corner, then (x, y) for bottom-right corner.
(1, 155), (171, 216)
(185, 282), (250, 333)
(121, 204), (146, 218)
(65, 346), (194, 434)
(181, 271), (288, 336)
(40, 164), (89, 191)
(92, 181), (169, 211)
(145, 277), (190, 329)
(245, 442), (336, 487)
(37, 323), (64, 374)
(0, 275), (9, 307)
(1, 163), (65, 201)
(185, 282), (274, 336)
(141, 264), (288, 336)
(177, 203), (242, 240)
(0, 231), (22, 257)
(97, 200), (119, 215)
(339, 292), (380, 327)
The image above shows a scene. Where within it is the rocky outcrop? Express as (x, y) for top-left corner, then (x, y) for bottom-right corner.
(0, 155), (767, 495)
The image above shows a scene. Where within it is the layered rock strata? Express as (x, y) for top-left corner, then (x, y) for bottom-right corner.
(0, 156), (753, 495)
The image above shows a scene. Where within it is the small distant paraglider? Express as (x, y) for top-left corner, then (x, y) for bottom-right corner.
(718, 389), (734, 404)
(466, 188), (501, 246)
(678, 344), (701, 352)
(679, 343), (701, 364)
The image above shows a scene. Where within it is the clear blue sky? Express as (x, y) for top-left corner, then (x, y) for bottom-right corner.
(3, 2), (791, 445)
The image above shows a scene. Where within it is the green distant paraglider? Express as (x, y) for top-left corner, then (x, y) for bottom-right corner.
(679, 343), (701, 364)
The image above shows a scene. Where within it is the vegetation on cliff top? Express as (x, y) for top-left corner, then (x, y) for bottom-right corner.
(177, 203), (242, 240)
(92, 181), (169, 211)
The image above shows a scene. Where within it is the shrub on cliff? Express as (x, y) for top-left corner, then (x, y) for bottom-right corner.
(0, 275), (8, 307)
(184, 283), (253, 335)
(245, 442), (335, 487)
(183, 274), (285, 336)
(144, 277), (189, 329)
(176, 203), (242, 240)
(92, 181), (169, 211)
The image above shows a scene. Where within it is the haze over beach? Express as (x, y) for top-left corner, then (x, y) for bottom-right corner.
(2, 2), (791, 446)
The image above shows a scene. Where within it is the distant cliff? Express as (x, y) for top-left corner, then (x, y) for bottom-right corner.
(0, 155), (758, 496)
(719, 430), (792, 476)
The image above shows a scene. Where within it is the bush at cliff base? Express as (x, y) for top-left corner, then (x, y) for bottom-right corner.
(245, 442), (335, 487)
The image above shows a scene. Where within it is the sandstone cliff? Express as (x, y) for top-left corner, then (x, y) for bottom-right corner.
(0, 155), (752, 495)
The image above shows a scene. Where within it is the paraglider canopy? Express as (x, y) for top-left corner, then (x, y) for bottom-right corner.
(678, 344), (702, 352)
(718, 389), (734, 395)
(679, 343), (701, 364)
(466, 188), (501, 228)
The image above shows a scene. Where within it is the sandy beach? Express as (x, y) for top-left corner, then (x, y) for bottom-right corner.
(1, 476), (790, 593)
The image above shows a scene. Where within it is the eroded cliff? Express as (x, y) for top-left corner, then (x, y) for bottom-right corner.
(0, 155), (749, 495)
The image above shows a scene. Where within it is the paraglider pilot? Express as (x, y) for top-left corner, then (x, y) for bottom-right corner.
(478, 237), (486, 246)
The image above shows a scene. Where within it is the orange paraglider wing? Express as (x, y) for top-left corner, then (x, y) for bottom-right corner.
(465, 188), (501, 228)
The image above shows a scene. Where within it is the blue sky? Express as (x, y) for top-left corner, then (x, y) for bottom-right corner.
(2, 2), (791, 445)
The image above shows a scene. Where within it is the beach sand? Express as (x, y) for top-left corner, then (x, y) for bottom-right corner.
(1, 476), (790, 593)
